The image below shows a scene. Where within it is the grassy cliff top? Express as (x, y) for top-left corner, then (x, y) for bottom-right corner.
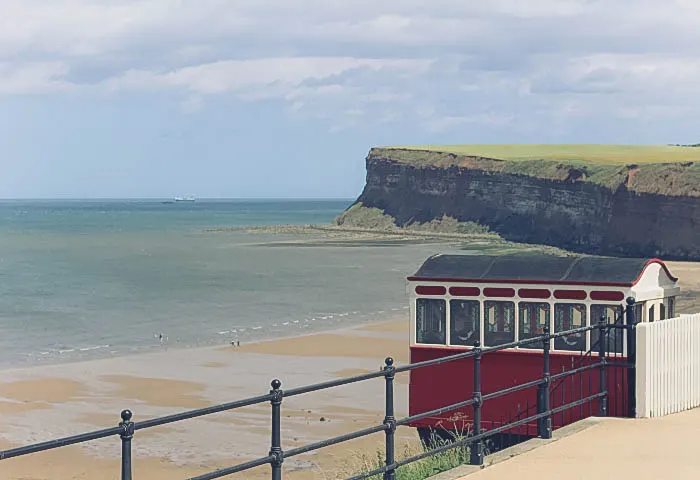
(386, 144), (700, 164)
(370, 145), (700, 196)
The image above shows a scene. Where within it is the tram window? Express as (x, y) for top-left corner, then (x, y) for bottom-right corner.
(660, 303), (666, 320)
(554, 304), (586, 351)
(416, 299), (446, 345)
(590, 304), (624, 355)
(649, 304), (655, 323)
(518, 302), (550, 349)
(667, 297), (676, 319)
(484, 301), (515, 346)
(450, 300), (480, 346)
(634, 302), (644, 323)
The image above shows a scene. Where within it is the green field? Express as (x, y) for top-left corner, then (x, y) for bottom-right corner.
(387, 144), (700, 164)
(370, 145), (700, 196)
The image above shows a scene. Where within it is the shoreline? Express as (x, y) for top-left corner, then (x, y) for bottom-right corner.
(0, 315), (413, 479)
(0, 307), (409, 374)
(1, 304), (410, 372)
(203, 223), (573, 255)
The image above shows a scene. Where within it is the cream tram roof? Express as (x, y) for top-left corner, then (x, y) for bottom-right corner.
(407, 253), (679, 301)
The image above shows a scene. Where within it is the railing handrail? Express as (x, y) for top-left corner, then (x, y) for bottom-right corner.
(0, 318), (633, 480)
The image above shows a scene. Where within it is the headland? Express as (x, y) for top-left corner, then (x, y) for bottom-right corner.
(336, 144), (700, 261)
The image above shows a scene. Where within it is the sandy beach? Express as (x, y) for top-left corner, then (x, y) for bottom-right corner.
(0, 316), (418, 479)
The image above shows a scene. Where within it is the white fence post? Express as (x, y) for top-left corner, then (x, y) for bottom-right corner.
(635, 313), (700, 418)
(635, 323), (650, 418)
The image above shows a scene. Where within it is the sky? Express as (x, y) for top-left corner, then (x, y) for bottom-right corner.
(1, 1), (699, 199)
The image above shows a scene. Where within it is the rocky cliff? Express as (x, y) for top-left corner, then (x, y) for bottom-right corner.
(337, 147), (700, 260)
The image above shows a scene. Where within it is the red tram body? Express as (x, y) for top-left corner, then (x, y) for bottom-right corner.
(406, 254), (680, 444)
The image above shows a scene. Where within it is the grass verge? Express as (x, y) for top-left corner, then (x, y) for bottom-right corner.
(346, 433), (471, 480)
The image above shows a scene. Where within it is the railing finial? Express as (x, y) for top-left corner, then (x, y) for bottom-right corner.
(119, 409), (134, 480)
(384, 357), (394, 368)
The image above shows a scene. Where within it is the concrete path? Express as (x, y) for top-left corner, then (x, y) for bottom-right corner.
(457, 408), (700, 480)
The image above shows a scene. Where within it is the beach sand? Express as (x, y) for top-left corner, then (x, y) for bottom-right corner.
(667, 261), (700, 312)
(0, 317), (417, 479)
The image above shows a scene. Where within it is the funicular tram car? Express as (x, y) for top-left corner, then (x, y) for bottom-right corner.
(406, 253), (680, 446)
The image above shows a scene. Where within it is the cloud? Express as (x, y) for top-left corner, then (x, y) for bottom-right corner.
(528, 54), (700, 99)
(0, 61), (71, 94)
(106, 57), (431, 95)
(0, 1), (699, 134)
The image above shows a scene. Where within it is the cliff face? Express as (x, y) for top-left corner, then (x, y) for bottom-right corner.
(347, 149), (700, 260)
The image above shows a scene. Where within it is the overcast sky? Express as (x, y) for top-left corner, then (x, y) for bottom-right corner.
(1, 1), (699, 198)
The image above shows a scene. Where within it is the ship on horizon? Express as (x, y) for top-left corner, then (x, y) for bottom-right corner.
(162, 196), (196, 204)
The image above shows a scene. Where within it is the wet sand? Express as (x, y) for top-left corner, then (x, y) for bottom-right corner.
(0, 317), (416, 479)
(236, 332), (409, 363)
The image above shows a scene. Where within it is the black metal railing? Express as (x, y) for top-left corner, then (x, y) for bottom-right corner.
(507, 297), (637, 435)
(0, 304), (637, 480)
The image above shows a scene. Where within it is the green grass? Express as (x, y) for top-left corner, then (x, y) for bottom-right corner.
(334, 203), (398, 230)
(333, 204), (492, 235)
(369, 146), (700, 196)
(387, 144), (700, 164)
(347, 434), (471, 480)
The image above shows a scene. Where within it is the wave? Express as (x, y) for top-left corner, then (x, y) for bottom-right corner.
(19, 305), (408, 365)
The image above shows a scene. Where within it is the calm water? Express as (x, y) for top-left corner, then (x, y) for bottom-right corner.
(0, 200), (450, 368)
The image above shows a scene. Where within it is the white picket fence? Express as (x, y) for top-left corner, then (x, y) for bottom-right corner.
(636, 314), (700, 418)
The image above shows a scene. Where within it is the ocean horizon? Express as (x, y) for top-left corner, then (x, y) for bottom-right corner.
(0, 199), (450, 369)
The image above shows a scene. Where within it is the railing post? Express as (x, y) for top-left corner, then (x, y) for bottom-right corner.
(538, 324), (552, 439)
(470, 341), (484, 466)
(269, 379), (284, 480)
(383, 357), (397, 480)
(597, 317), (608, 417)
(119, 409), (134, 480)
(626, 297), (637, 418)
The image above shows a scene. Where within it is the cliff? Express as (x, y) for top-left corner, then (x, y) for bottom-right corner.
(336, 147), (700, 260)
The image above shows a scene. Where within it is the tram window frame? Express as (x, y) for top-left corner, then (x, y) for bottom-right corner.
(518, 302), (550, 349)
(590, 304), (624, 355)
(416, 298), (446, 345)
(484, 300), (515, 347)
(553, 303), (587, 351)
(449, 299), (480, 347)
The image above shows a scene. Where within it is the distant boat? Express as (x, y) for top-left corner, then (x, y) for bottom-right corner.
(173, 196), (196, 203)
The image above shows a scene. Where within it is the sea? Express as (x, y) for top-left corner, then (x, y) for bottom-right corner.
(0, 199), (454, 369)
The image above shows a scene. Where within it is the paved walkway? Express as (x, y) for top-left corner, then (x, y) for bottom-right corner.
(456, 408), (700, 480)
